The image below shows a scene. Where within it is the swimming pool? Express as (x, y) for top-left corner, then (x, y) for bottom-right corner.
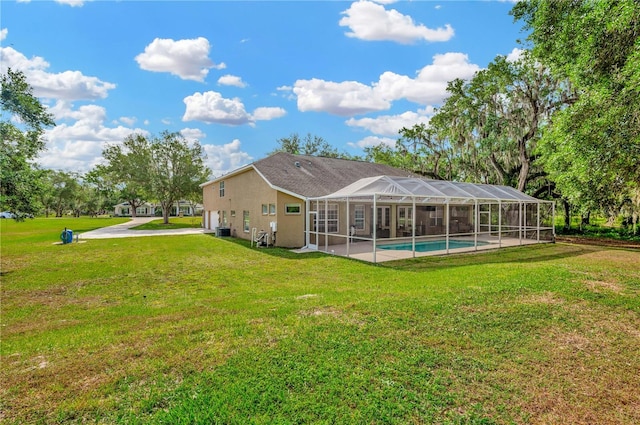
(379, 239), (489, 252)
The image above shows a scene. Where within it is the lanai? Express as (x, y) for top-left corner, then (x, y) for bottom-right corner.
(305, 176), (555, 263)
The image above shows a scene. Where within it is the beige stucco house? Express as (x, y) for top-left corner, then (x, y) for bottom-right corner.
(200, 152), (411, 248)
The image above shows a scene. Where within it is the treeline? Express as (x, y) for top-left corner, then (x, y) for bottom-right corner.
(1, 69), (210, 222)
(364, 1), (639, 233)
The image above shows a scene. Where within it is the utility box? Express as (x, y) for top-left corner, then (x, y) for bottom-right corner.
(217, 227), (231, 237)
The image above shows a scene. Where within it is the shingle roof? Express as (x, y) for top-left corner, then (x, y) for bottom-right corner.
(253, 152), (413, 198)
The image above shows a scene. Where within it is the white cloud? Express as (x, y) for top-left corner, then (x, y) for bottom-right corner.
(339, 1), (454, 44)
(293, 78), (390, 116)
(119, 116), (137, 126)
(183, 91), (286, 126)
(1, 28), (7, 41)
(506, 47), (525, 62)
(292, 53), (478, 116)
(251, 107), (286, 121)
(39, 102), (148, 172)
(348, 136), (396, 149)
(183, 91), (252, 125)
(55, 0), (86, 6)
(21, 0), (89, 5)
(202, 139), (253, 177)
(218, 74), (247, 88)
(135, 37), (225, 82)
(180, 127), (207, 142)
(375, 52), (480, 104)
(346, 108), (433, 136)
(0, 46), (115, 100)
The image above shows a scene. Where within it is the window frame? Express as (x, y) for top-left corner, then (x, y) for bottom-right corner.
(219, 181), (225, 197)
(354, 205), (365, 231)
(285, 203), (301, 215)
(315, 203), (339, 233)
(243, 210), (250, 233)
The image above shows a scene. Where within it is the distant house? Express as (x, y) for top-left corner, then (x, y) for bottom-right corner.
(199, 152), (412, 248)
(114, 201), (202, 218)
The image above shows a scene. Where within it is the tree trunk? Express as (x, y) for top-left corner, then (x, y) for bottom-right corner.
(580, 211), (591, 229)
(563, 199), (571, 230)
(163, 207), (170, 225)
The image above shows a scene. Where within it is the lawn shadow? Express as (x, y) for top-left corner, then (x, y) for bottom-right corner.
(205, 234), (328, 260)
(207, 235), (614, 269)
(382, 242), (608, 272)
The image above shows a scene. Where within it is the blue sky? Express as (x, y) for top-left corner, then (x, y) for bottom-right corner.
(1, 0), (525, 177)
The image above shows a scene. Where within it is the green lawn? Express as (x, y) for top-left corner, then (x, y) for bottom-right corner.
(130, 217), (203, 230)
(1, 218), (639, 424)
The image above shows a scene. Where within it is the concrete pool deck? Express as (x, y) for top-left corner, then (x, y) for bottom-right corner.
(298, 237), (548, 263)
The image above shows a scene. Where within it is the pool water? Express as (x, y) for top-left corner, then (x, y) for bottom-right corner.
(379, 239), (488, 252)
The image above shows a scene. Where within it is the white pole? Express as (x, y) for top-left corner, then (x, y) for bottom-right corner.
(445, 199), (450, 254)
(412, 196), (416, 258)
(498, 201), (502, 248)
(520, 202), (523, 246)
(552, 201), (556, 241)
(474, 200), (478, 251)
(373, 195), (377, 264)
(537, 202), (540, 242)
(346, 197), (350, 258)
(304, 198), (317, 248)
(324, 199), (328, 253)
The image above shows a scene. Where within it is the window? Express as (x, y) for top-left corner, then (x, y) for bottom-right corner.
(316, 204), (338, 233)
(285, 204), (301, 215)
(429, 206), (443, 226)
(354, 205), (365, 230)
(222, 211), (228, 226)
(231, 210), (236, 217)
(269, 204), (276, 215)
(219, 181), (225, 197)
(243, 210), (250, 232)
(136, 207), (147, 215)
(398, 206), (413, 229)
(262, 204), (268, 215)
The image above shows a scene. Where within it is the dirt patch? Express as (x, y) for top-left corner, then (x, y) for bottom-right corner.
(520, 291), (565, 305)
(299, 306), (342, 317)
(584, 279), (625, 293)
(556, 236), (640, 250)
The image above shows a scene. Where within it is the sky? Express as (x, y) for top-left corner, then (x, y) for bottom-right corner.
(1, 0), (526, 178)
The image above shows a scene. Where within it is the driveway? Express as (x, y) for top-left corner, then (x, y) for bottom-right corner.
(79, 217), (214, 239)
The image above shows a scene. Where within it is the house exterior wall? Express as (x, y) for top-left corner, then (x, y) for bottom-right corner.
(202, 168), (306, 247)
(275, 192), (306, 248)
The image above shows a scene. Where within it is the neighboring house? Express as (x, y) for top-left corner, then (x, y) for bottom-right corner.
(114, 201), (202, 217)
(114, 202), (156, 217)
(200, 152), (413, 248)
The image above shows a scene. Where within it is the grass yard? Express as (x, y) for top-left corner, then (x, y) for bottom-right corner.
(129, 217), (203, 231)
(1, 218), (639, 424)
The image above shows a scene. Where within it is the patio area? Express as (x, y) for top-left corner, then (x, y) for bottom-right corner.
(304, 176), (555, 263)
